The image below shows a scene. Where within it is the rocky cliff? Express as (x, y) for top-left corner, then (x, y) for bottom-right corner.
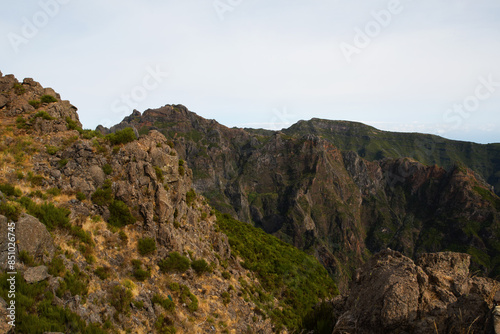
(1, 71), (499, 333)
(332, 250), (500, 334)
(106, 105), (500, 290)
(0, 72), (337, 333)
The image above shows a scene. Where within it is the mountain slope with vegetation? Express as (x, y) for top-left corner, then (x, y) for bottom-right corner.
(284, 118), (500, 194)
(0, 71), (338, 333)
(107, 105), (500, 290)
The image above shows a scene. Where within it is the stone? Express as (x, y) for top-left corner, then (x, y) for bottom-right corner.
(24, 265), (49, 283)
(15, 214), (56, 263)
(333, 250), (500, 334)
(0, 214), (53, 268)
(0, 296), (13, 334)
(89, 165), (106, 187)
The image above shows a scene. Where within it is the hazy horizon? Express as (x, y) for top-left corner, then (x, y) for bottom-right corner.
(2, 0), (499, 144)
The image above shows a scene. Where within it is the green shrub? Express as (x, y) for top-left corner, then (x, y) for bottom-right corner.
(33, 111), (55, 120)
(155, 166), (164, 182)
(137, 237), (156, 256)
(13, 83), (26, 95)
(16, 116), (28, 129)
(138, 126), (150, 136)
(29, 190), (46, 199)
(168, 282), (180, 292)
(48, 256), (66, 276)
(40, 94), (57, 103)
(221, 291), (231, 305)
(28, 172), (45, 186)
(191, 259), (210, 275)
(186, 189), (196, 206)
(108, 200), (135, 227)
(21, 199), (70, 231)
(19, 250), (36, 267)
(47, 187), (61, 196)
(222, 271), (231, 280)
(58, 158), (68, 168)
(29, 100), (41, 109)
(131, 259), (151, 281)
(159, 252), (190, 273)
(180, 285), (198, 312)
(57, 265), (88, 298)
(46, 145), (59, 155)
(65, 116), (80, 131)
(94, 266), (111, 280)
(133, 300), (144, 309)
(119, 230), (128, 242)
(102, 163), (113, 175)
(105, 127), (137, 145)
(109, 285), (133, 315)
(81, 129), (101, 139)
(152, 294), (175, 312)
(73, 225), (93, 244)
(155, 315), (176, 334)
(91, 180), (113, 206)
(0, 201), (21, 221)
(0, 183), (22, 197)
(76, 191), (86, 201)
(302, 301), (336, 334)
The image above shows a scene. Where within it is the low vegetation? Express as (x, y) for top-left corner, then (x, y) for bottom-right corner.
(105, 127), (137, 145)
(137, 237), (156, 256)
(158, 252), (190, 273)
(0, 272), (105, 333)
(216, 212), (338, 331)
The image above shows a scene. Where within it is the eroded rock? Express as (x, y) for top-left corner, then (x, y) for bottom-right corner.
(333, 250), (500, 334)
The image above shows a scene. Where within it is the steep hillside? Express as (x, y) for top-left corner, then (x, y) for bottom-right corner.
(107, 105), (500, 290)
(331, 250), (500, 334)
(284, 118), (500, 194)
(0, 72), (338, 333)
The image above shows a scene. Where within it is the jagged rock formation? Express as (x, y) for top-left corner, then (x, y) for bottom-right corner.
(1, 73), (290, 333)
(106, 105), (500, 290)
(1, 71), (498, 333)
(332, 250), (500, 334)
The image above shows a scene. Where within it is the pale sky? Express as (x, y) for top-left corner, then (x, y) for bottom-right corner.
(2, 0), (500, 143)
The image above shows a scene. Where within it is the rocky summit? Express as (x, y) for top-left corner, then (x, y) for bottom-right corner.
(0, 71), (499, 334)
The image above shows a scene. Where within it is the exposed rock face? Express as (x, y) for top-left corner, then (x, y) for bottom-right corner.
(332, 250), (500, 334)
(0, 214), (55, 268)
(0, 297), (13, 334)
(24, 265), (50, 283)
(106, 106), (500, 290)
(0, 71), (81, 130)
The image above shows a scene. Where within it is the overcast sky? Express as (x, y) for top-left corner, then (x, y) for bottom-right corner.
(2, 0), (500, 143)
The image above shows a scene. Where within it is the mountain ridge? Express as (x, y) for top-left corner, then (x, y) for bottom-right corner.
(104, 104), (500, 291)
(1, 71), (499, 333)
(0, 72), (338, 333)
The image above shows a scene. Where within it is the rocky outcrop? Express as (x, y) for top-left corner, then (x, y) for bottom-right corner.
(0, 71), (81, 130)
(332, 250), (500, 334)
(106, 106), (500, 290)
(0, 214), (55, 269)
(23, 265), (50, 283)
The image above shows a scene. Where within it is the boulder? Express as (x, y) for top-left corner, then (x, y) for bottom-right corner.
(24, 265), (49, 283)
(333, 250), (500, 334)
